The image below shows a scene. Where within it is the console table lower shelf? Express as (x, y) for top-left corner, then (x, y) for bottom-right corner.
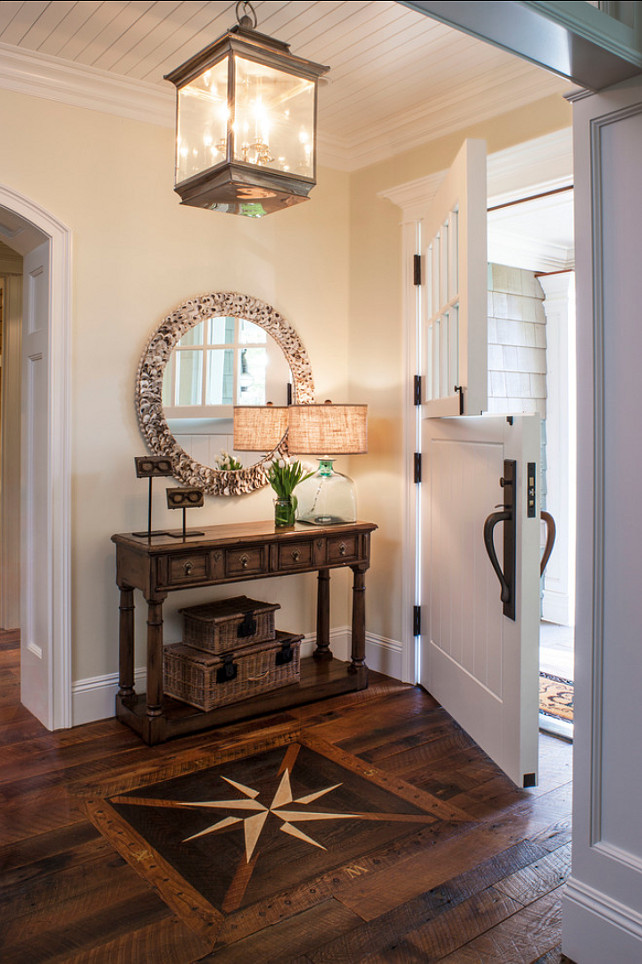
(116, 656), (368, 745)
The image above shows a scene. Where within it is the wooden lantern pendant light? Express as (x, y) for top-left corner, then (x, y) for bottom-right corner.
(164, 1), (329, 218)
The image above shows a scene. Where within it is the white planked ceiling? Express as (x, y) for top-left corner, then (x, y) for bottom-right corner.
(0, 1), (576, 170)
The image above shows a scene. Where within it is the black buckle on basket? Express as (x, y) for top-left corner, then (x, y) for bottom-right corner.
(237, 611), (257, 638)
(275, 642), (293, 666)
(217, 656), (238, 684)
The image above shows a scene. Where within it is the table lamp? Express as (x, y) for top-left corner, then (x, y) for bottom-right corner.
(287, 401), (367, 524)
(233, 403), (289, 454)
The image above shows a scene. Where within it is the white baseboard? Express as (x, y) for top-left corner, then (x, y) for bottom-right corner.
(71, 626), (366, 726)
(72, 666), (147, 726)
(563, 877), (642, 963)
(365, 631), (404, 679)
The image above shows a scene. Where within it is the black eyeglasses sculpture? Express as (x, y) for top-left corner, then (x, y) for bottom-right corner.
(166, 486), (205, 540)
(133, 456), (174, 539)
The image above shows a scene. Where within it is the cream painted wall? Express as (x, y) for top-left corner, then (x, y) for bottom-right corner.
(0, 87), (351, 684)
(348, 93), (572, 653)
(0, 79), (572, 699)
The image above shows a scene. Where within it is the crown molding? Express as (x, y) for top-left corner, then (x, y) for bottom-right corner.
(331, 65), (572, 172)
(0, 42), (174, 128)
(487, 126), (573, 204)
(378, 171), (445, 220)
(380, 127), (573, 216)
(488, 229), (573, 273)
(0, 40), (574, 174)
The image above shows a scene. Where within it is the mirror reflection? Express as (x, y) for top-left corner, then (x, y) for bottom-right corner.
(162, 316), (291, 468)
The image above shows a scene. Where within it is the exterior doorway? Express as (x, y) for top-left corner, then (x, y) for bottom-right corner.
(487, 189), (576, 741)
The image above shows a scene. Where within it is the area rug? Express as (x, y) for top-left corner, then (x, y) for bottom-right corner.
(84, 735), (460, 944)
(539, 672), (574, 722)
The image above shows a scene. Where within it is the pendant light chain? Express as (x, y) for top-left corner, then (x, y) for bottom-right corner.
(235, 1), (258, 29)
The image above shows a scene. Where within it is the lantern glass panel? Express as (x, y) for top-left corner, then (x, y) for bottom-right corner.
(233, 56), (315, 178)
(176, 57), (229, 184)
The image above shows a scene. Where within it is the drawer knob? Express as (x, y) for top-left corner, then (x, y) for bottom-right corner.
(291, 549), (300, 562)
(339, 542), (347, 556)
(240, 554), (249, 569)
(183, 561), (193, 575)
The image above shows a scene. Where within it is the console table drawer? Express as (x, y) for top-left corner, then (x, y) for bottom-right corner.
(327, 535), (359, 564)
(225, 545), (268, 577)
(165, 552), (209, 585)
(278, 541), (314, 570)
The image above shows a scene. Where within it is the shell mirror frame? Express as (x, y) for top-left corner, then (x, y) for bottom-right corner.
(135, 292), (315, 495)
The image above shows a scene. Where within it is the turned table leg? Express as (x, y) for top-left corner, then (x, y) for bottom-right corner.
(314, 568), (332, 661)
(118, 587), (135, 700)
(145, 595), (166, 719)
(349, 565), (367, 675)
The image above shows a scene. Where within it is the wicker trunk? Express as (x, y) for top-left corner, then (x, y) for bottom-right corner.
(179, 595), (280, 654)
(163, 630), (302, 711)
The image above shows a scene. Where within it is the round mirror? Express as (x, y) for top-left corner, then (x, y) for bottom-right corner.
(136, 292), (315, 495)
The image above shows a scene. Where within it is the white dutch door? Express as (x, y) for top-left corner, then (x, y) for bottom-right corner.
(418, 139), (541, 787)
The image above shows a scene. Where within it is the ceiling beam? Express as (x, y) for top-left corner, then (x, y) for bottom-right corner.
(397, 1), (642, 90)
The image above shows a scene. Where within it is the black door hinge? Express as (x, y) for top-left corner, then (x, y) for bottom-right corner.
(413, 253), (422, 286)
(414, 375), (422, 406)
(414, 452), (422, 484)
(413, 605), (421, 636)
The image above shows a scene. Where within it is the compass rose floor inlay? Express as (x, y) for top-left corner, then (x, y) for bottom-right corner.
(85, 738), (447, 940)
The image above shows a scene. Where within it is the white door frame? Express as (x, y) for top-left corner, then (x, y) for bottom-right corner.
(0, 183), (72, 730)
(380, 131), (575, 686)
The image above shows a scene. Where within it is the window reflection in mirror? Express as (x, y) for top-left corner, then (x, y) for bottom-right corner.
(163, 316), (291, 468)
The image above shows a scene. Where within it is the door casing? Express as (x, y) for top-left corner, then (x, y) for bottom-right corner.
(0, 185), (72, 731)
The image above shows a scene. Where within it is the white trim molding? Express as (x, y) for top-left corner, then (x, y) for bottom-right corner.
(564, 78), (642, 964)
(564, 877), (642, 961)
(71, 627), (404, 726)
(380, 128), (573, 218)
(366, 632), (405, 680)
(73, 629), (351, 726)
(0, 41), (173, 128)
(0, 39), (570, 173)
(0, 184), (73, 731)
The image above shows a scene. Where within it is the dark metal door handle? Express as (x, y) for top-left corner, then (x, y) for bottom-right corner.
(484, 510), (512, 603)
(482, 459), (516, 620)
(540, 511), (556, 577)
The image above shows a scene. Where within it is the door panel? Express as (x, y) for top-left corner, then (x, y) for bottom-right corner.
(21, 242), (50, 724)
(420, 138), (487, 417)
(420, 414), (541, 787)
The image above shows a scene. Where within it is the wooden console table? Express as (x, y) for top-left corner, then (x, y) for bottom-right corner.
(112, 519), (377, 744)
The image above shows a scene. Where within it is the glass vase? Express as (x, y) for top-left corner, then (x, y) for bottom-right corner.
(295, 459), (357, 525)
(274, 495), (297, 528)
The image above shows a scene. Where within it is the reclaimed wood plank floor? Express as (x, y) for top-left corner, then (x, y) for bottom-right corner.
(0, 630), (575, 963)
